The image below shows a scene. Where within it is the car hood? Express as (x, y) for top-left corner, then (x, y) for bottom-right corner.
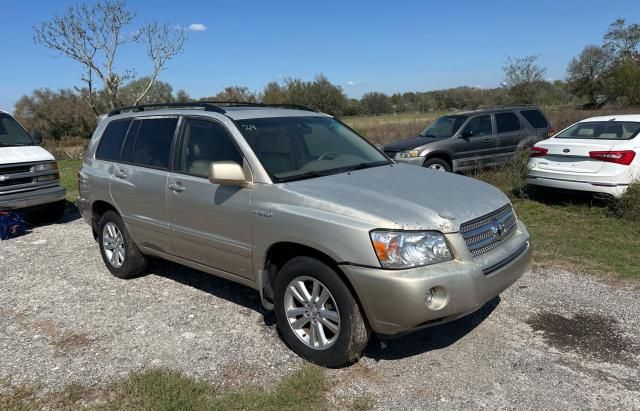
(383, 135), (445, 152)
(283, 164), (510, 232)
(0, 145), (54, 165)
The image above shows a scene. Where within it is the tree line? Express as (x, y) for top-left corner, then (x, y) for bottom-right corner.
(12, 0), (640, 141)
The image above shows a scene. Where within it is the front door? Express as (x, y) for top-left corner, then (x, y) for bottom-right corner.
(166, 117), (253, 279)
(453, 114), (497, 171)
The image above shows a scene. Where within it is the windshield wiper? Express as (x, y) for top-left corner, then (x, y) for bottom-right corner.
(342, 161), (390, 172)
(277, 170), (335, 183)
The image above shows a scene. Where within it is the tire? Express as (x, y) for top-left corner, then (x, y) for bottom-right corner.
(97, 210), (147, 279)
(423, 157), (451, 172)
(274, 256), (370, 367)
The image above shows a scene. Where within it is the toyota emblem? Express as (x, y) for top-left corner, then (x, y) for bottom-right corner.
(491, 219), (505, 240)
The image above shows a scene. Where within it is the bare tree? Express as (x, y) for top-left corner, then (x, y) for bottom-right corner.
(604, 18), (640, 63)
(502, 55), (546, 104)
(34, 0), (186, 114)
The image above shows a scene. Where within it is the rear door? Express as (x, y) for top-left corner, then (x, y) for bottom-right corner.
(495, 111), (524, 162)
(109, 116), (179, 253)
(166, 117), (253, 279)
(453, 114), (498, 170)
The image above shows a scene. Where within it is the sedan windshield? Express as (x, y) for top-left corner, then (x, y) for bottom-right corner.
(556, 121), (640, 140)
(419, 115), (468, 138)
(236, 116), (391, 182)
(0, 113), (34, 146)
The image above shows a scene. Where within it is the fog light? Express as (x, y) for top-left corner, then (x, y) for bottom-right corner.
(425, 288), (435, 306)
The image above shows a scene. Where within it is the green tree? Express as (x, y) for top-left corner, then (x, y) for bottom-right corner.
(360, 92), (391, 115)
(14, 89), (97, 140)
(567, 45), (612, 106)
(118, 77), (174, 106)
(209, 86), (258, 102)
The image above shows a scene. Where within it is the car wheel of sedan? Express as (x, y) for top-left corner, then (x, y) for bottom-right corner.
(423, 157), (451, 172)
(274, 256), (370, 367)
(98, 210), (147, 279)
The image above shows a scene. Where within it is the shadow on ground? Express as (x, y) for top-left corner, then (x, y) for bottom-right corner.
(149, 259), (276, 326)
(151, 258), (499, 361)
(364, 297), (500, 361)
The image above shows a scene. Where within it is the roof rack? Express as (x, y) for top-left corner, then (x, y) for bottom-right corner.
(107, 101), (318, 117)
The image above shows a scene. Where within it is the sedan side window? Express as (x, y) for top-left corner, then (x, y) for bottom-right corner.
(177, 118), (243, 178)
(461, 115), (492, 137)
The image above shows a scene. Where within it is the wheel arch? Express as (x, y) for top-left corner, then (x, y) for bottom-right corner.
(262, 242), (371, 327)
(91, 200), (120, 239)
(423, 151), (454, 170)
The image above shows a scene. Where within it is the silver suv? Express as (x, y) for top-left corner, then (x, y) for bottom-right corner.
(384, 106), (552, 172)
(78, 102), (531, 367)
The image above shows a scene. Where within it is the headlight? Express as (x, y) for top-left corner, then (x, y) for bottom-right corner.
(398, 149), (420, 158)
(370, 230), (452, 269)
(35, 162), (58, 172)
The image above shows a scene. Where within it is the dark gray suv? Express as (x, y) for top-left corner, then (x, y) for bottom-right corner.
(384, 106), (553, 172)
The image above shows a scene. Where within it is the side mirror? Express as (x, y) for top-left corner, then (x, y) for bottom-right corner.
(31, 130), (44, 145)
(374, 143), (384, 152)
(208, 161), (250, 188)
(461, 130), (473, 139)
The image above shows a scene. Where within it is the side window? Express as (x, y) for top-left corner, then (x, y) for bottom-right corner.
(461, 115), (492, 137)
(495, 112), (521, 134)
(177, 118), (243, 178)
(95, 119), (132, 161)
(125, 118), (178, 169)
(520, 110), (548, 129)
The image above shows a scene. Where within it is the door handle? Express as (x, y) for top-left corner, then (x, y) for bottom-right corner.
(168, 183), (186, 192)
(114, 168), (127, 178)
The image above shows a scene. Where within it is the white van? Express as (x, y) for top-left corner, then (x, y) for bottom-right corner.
(0, 110), (66, 220)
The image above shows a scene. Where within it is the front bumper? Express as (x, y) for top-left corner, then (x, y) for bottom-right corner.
(341, 222), (531, 335)
(393, 155), (425, 166)
(0, 185), (66, 211)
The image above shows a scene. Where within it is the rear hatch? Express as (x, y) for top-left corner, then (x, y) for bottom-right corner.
(534, 138), (615, 174)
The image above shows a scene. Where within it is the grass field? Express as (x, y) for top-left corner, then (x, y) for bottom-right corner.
(477, 169), (639, 280)
(59, 159), (82, 203)
(0, 366), (345, 410)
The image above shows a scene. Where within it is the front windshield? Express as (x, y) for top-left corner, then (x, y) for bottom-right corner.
(0, 113), (34, 146)
(556, 121), (640, 140)
(236, 116), (391, 182)
(419, 115), (468, 138)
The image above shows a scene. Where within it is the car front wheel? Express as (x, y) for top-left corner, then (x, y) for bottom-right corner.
(423, 157), (451, 172)
(274, 256), (370, 367)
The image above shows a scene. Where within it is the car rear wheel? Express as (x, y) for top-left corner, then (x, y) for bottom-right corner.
(423, 157), (451, 172)
(274, 256), (370, 367)
(98, 210), (147, 279)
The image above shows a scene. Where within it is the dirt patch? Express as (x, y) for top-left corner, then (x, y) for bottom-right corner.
(527, 311), (637, 366)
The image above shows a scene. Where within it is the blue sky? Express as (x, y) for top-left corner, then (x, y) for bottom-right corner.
(1, 0), (638, 111)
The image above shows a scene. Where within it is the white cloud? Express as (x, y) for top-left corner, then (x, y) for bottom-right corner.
(346, 80), (356, 86)
(188, 23), (207, 32)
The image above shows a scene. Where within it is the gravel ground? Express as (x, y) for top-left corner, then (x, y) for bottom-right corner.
(1, 211), (639, 409)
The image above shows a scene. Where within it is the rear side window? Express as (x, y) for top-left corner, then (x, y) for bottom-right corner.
(96, 120), (131, 161)
(122, 118), (178, 169)
(495, 112), (521, 133)
(520, 110), (549, 128)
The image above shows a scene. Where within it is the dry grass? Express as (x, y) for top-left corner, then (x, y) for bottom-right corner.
(544, 107), (639, 132)
(344, 112), (440, 144)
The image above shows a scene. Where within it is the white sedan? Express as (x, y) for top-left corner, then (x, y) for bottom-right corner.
(527, 115), (640, 198)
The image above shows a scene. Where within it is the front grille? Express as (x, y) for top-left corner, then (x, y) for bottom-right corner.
(0, 177), (32, 187)
(460, 204), (517, 257)
(0, 164), (32, 174)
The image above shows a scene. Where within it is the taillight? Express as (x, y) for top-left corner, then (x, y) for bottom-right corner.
(589, 150), (636, 166)
(530, 146), (548, 157)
